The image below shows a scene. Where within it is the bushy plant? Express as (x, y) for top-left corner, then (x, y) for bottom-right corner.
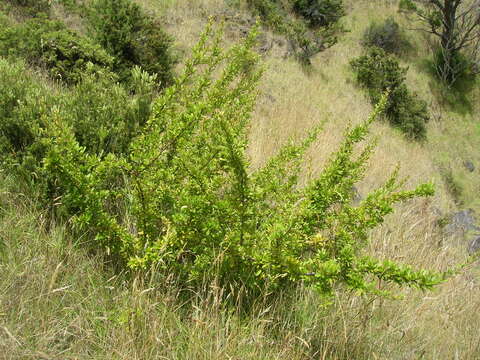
(351, 47), (429, 140)
(42, 24), (444, 300)
(0, 17), (113, 84)
(293, 0), (345, 28)
(57, 65), (157, 155)
(0, 58), (157, 192)
(362, 17), (408, 54)
(88, 0), (176, 87)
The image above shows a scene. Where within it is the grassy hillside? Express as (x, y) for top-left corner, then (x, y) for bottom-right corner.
(0, 0), (479, 358)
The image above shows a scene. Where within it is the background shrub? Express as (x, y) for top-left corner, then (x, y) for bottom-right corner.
(88, 0), (176, 87)
(0, 17), (113, 84)
(351, 47), (429, 139)
(293, 0), (345, 28)
(362, 17), (409, 54)
(0, 59), (51, 157)
(0, 58), (156, 194)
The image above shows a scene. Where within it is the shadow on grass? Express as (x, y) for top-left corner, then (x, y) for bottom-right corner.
(418, 58), (477, 116)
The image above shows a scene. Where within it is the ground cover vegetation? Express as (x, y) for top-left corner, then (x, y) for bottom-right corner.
(0, 0), (479, 358)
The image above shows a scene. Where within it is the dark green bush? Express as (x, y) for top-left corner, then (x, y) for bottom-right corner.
(362, 17), (408, 54)
(88, 0), (176, 87)
(0, 17), (113, 84)
(246, 0), (343, 63)
(293, 0), (345, 28)
(351, 47), (429, 139)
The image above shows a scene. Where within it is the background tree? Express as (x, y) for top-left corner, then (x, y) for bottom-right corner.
(400, 0), (480, 85)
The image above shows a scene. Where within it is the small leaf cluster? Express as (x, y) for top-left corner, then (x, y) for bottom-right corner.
(41, 23), (444, 300)
(351, 47), (429, 140)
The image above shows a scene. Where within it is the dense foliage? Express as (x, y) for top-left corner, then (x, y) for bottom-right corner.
(351, 47), (429, 140)
(0, 16), (113, 84)
(293, 0), (345, 28)
(88, 0), (176, 86)
(0, 58), (156, 188)
(38, 24), (444, 300)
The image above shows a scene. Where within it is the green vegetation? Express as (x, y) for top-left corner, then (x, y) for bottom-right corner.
(88, 0), (176, 86)
(0, 16), (113, 84)
(351, 47), (429, 139)
(399, 0), (480, 86)
(41, 24), (443, 300)
(1, 0), (480, 358)
(0, 58), (156, 189)
(6, 0), (51, 15)
(293, 0), (345, 28)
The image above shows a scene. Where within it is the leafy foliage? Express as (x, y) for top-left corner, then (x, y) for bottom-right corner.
(351, 47), (429, 140)
(42, 24), (444, 300)
(0, 58), (156, 190)
(0, 17), (113, 84)
(293, 0), (345, 28)
(362, 17), (409, 54)
(88, 0), (176, 87)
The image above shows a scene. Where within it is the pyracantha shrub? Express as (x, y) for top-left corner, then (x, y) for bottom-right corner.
(43, 23), (444, 301)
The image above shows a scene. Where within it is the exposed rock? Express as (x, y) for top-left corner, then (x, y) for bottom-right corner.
(444, 209), (480, 236)
(351, 186), (362, 204)
(443, 209), (480, 254)
(464, 160), (475, 172)
(468, 237), (480, 254)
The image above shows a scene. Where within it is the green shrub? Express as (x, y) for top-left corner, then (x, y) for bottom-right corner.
(88, 0), (176, 87)
(351, 47), (429, 140)
(57, 65), (157, 155)
(293, 0), (345, 28)
(0, 58), (156, 193)
(0, 17), (113, 84)
(362, 17), (408, 54)
(42, 24), (444, 300)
